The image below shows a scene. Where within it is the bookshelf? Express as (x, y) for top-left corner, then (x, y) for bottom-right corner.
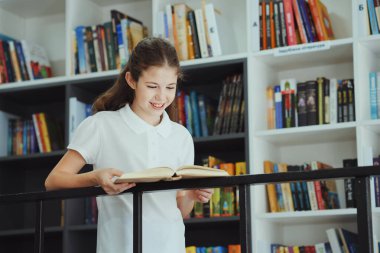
(1, 0), (380, 252)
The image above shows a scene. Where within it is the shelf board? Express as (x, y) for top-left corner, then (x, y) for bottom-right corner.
(193, 133), (246, 143)
(180, 53), (248, 68)
(0, 226), (63, 237)
(0, 150), (65, 163)
(67, 224), (97, 232)
(184, 216), (239, 225)
(252, 38), (353, 70)
(255, 122), (357, 146)
(0, 150), (65, 169)
(255, 208), (357, 224)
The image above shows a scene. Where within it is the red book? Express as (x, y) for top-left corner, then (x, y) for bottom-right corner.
(283, 0), (297, 45)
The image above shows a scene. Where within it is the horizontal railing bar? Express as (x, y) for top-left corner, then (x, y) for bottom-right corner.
(1, 166), (380, 204)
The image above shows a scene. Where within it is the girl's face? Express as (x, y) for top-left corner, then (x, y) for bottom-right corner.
(126, 65), (178, 126)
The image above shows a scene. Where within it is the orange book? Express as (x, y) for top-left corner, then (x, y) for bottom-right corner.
(228, 244), (241, 253)
(266, 86), (275, 129)
(269, 0), (276, 48)
(319, 1), (334, 40)
(308, 0), (326, 41)
(38, 113), (52, 152)
(263, 160), (279, 212)
(261, 0), (267, 50)
(186, 19), (195, 60)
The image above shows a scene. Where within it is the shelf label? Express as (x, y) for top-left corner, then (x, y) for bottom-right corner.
(274, 42), (331, 56)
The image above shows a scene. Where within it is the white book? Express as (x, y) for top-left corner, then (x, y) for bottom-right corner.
(20, 40), (34, 80)
(165, 4), (174, 46)
(0, 111), (18, 157)
(69, 97), (87, 142)
(315, 242), (327, 253)
(121, 19), (130, 63)
(195, 8), (209, 58)
(92, 26), (102, 72)
(326, 228), (344, 253)
(204, 3), (222, 57)
(357, 0), (371, 36)
(330, 78), (338, 124)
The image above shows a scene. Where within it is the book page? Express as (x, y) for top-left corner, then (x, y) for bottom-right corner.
(114, 167), (175, 183)
(176, 165), (229, 179)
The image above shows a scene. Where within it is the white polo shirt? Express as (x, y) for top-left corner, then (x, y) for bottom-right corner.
(68, 104), (194, 253)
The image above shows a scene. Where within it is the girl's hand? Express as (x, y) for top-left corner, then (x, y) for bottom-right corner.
(189, 188), (214, 203)
(93, 168), (136, 195)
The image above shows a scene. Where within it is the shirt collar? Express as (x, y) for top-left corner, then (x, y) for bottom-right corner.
(120, 104), (172, 138)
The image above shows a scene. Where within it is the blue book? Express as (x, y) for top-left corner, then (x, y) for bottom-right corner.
(367, 0), (380, 35)
(297, 0), (316, 42)
(184, 94), (193, 136)
(369, 72), (378, 119)
(273, 164), (284, 211)
(190, 91), (201, 137)
(75, 26), (87, 74)
(197, 94), (208, 137)
(274, 85), (283, 128)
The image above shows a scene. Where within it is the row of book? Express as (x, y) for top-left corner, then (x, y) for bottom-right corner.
(259, 0), (334, 51)
(0, 34), (52, 84)
(189, 158), (246, 218)
(72, 9), (147, 75)
(186, 244), (241, 253)
(263, 227), (358, 253)
(369, 71), (380, 119)
(264, 160), (341, 212)
(157, 2), (221, 61)
(362, 0), (380, 36)
(0, 111), (64, 156)
(213, 74), (245, 135)
(177, 73), (244, 137)
(267, 78), (355, 129)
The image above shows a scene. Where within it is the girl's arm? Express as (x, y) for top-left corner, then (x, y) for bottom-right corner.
(45, 150), (135, 195)
(176, 189), (214, 218)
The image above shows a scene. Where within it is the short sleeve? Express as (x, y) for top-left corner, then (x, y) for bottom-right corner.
(181, 131), (194, 166)
(67, 115), (101, 164)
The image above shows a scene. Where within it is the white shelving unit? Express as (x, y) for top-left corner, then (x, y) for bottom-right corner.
(0, 0), (379, 252)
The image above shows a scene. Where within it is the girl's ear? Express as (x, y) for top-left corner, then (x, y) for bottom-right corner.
(125, 72), (136, 89)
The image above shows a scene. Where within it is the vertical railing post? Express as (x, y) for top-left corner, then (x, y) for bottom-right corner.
(239, 184), (251, 253)
(34, 200), (44, 253)
(133, 191), (143, 253)
(355, 176), (373, 253)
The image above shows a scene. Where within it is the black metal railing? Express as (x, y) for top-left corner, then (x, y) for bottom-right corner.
(1, 165), (380, 253)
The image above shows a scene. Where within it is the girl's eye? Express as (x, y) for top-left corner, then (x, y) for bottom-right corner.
(147, 86), (157, 89)
(167, 87), (175, 90)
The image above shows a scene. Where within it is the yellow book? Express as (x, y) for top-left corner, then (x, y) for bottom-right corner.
(114, 165), (229, 183)
(263, 160), (279, 212)
(186, 246), (196, 253)
(38, 113), (52, 152)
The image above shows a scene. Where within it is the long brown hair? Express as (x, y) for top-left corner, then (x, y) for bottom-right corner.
(92, 37), (182, 120)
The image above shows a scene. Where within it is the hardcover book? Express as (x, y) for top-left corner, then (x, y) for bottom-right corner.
(114, 165), (229, 183)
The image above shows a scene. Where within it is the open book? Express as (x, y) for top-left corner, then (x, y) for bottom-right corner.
(113, 165), (229, 183)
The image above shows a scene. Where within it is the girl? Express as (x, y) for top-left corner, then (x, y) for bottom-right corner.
(45, 37), (213, 253)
